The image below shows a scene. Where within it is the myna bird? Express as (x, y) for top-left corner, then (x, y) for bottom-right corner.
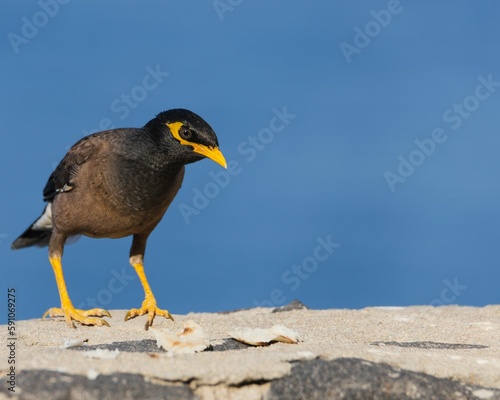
(12, 109), (226, 329)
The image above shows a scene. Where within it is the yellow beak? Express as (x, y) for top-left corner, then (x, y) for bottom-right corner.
(192, 143), (227, 169)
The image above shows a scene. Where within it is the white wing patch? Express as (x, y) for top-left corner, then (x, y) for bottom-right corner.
(32, 203), (53, 230)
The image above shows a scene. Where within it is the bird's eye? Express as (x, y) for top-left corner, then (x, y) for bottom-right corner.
(179, 128), (193, 141)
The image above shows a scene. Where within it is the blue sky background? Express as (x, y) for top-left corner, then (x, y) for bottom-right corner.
(2, 1), (500, 324)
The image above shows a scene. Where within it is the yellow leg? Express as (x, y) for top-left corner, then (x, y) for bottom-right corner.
(42, 256), (111, 328)
(124, 262), (173, 330)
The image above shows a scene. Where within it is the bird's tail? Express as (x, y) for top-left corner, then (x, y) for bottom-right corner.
(11, 203), (53, 250)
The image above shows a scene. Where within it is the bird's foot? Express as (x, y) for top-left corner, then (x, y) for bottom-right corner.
(124, 296), (173, 330)
(42, 306), (111, 328)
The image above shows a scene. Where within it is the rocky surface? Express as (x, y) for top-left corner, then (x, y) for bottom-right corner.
(1, 303), (499, 399)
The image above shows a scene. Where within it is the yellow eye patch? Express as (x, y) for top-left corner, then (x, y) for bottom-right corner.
(167, 122), (189, 145)
(166, 122), (227, 168)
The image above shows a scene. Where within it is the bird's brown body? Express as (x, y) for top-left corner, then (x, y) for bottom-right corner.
(12, 109), (226, 329)
(50, 130), (185, 240)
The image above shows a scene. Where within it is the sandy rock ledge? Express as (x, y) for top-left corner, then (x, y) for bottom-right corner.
(1, 303), (499, 400)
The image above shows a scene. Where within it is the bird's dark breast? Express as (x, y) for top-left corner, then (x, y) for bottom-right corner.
(51, 156), (185, 239)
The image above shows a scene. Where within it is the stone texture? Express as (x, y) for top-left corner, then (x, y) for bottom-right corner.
(15, 370), (197, 400)
(69, 338), (251, 353)
(1, 304), (499, 399)
(268, 358), (500, 400)
(271, 299), (309, 313)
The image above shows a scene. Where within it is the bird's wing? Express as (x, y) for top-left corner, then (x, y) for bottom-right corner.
(43, 134), (107, 201)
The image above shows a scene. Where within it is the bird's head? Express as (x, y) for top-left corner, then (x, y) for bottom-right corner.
(148, 108), (227, 169)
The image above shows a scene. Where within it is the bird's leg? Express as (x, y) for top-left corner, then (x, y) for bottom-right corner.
(42, 232), (111, 328)
(124, 260), (174, 329)
(125, 234), (173, 330)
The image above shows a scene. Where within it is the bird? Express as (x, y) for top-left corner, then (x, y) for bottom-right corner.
(11, 109), (227, 330)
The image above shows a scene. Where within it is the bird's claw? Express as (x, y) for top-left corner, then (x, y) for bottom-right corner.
(42, 307), (111, 328)
(124, 299), (173, 330)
